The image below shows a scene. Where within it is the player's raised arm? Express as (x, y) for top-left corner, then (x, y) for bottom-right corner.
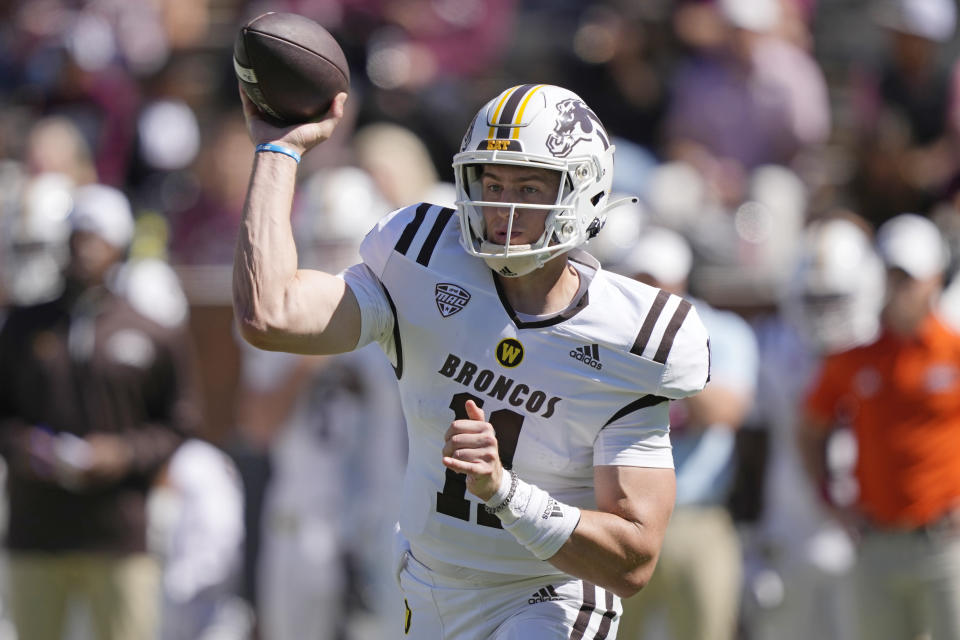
(232, 88), (361, 355)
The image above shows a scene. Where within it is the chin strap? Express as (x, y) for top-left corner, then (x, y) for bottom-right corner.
(479, 241), (542, 277)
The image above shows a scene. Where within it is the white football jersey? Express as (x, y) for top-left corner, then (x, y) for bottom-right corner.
(342, 203), (710, 576)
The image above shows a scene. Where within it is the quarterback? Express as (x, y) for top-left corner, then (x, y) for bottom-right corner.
(234, 83), (710, 638)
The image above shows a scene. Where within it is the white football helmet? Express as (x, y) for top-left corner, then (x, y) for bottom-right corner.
(295, 166), (391, 273)
(2, 172), (74, 305)
(453, 84), (626, 277)
(783, 217), (884, 354)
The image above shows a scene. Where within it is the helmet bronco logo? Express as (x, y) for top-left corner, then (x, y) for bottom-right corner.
(546, 99), (610, 157)
(460, 113), (480, 152)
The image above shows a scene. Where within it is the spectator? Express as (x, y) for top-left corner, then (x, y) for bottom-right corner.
(112, 209), (250, 640)
(349, 0), (520, 176)
(0, 172), (74, 306)
(799, 213), (960, 640)
(665, 0), (831, 192)
(0, 115), (98, 311)
(150, 439), (251, 640)
(167, 115), (252, 266)
(0, 183), (201, 640)
(561, 4), (676, 153)
(742, 214), (885, 640)
(847, 0), (959, 225)
(352, 122), (456, 209)
(936, 188), (960, 331)
(616, 226), (758, 640)
(24, 116), (97, 186)
(642, 159), (809, 312)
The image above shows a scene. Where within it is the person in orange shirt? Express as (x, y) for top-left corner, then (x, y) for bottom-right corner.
(798, 213), (960, 640)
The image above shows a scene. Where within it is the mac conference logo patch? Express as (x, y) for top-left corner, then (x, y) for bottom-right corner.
(435, 283), (471, 317)
(496, 338), (524, 368)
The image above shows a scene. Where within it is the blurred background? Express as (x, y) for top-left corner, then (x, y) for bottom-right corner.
(1, 0), (960, 639)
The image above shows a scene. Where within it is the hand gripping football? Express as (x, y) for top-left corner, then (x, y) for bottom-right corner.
(234, 12), (350, 126)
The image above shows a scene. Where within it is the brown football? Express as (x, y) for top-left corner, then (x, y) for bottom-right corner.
(234, 12), (350, 126)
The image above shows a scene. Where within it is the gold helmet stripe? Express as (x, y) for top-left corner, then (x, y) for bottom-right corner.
(511, 84), (547, 139)
(487, 85), (522, 139)
(490, 84), (537, 139)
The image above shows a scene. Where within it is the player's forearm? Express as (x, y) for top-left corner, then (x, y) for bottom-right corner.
(233, 151), (300, 344)
(549, 509), (666, 598)
(233, 150), (353, 354)
(480, 465), (671, 599)
(233, 153), (363, 354)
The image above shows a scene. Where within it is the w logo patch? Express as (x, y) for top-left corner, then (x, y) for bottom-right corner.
(496, 338), (524, 368)
(435, 283), (471, 317)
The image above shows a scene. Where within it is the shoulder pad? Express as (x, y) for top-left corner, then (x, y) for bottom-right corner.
(359, 203), (456, 277)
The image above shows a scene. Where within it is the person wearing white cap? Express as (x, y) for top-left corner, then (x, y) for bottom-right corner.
(876, 213), (950, 330)
(616, 227), (759, 640)
(873, 0), (957, 43)
(0, 183), (201, 640)
(741, 214), (883, 640)
(64, 184), (136, 288)
(798, 213), (960, 640)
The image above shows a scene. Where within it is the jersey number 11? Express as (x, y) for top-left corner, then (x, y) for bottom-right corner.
(436, 392), (524, 529)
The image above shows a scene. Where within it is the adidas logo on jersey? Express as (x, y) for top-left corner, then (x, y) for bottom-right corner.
(569, 344), (602, 370)
(528, 585), (562, 604)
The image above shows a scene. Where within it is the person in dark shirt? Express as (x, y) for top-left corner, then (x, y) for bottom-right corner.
(0, 184), (200, 640)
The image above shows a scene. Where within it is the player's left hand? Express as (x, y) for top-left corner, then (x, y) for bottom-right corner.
(442, 399), (503, 502)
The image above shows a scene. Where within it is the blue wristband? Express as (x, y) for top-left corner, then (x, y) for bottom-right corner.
(255, 142), (301, 164)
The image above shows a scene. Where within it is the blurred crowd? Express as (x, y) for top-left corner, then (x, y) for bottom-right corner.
(1, 0), (960, 638)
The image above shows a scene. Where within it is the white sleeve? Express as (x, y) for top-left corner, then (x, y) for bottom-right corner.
(658, 304), (710, 399)
(357, 205), (412, 279)
(340, 263), (394, 350)
(594, 398), (674, 468)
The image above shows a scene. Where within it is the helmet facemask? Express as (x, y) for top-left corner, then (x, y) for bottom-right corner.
(452, 84), (620, 278)
(456, 159), (600, 277)
(783, 218), (884, 353)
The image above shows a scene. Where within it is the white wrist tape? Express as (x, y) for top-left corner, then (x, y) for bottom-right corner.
(484, 470), (581, 560)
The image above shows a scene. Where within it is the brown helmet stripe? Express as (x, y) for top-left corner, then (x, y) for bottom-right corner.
(511, 84), (547, 138)
(494, 83), (537, 138)
(487, 86), (520, 139)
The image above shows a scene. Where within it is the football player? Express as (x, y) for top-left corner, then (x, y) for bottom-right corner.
(234, 83), (710, 638)
(743, 214), (884, 640)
